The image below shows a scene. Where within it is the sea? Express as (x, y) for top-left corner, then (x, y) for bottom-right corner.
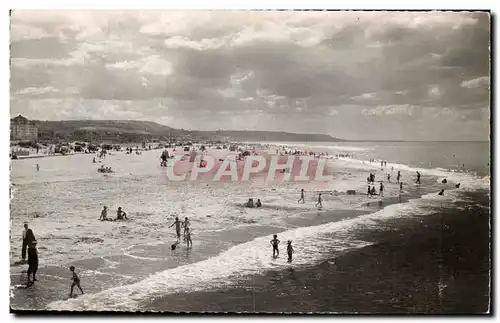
(9, 141), (491, 313)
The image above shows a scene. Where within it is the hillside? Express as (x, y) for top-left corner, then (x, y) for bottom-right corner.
(31, 120), (344, 143)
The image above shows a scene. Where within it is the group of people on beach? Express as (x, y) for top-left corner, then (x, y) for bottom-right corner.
(244, 198), (262, 208)
(169, 216), (192, 248)
(19, 223), (84, 297)
(270, 234), (294, 262)
(298, 189), (323, 209)
(99, 206), (128, 221)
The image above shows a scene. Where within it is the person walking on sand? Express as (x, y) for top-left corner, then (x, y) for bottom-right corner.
(170, 217), (182, 240)
(69, 266), (84, 298)
(26, 240), (39, 284)
(315, 193), (323, 208)
(287, 240), (294, 262)
(270, 234), (280, 257)
(379, 182), (384, 197)
(298, 189), (305, 204)
(22, 223), (36, 261)
(185, 228), (193, 248)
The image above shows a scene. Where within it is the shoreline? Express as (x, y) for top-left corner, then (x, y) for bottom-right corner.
(141, 193), (490, 313)
(10, 143), (488, 311)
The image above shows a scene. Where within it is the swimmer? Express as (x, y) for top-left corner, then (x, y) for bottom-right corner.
(185, 228), (192, 248)
(315, 193), (323, 209)
(116, 207), (127, 220)
(169, 217), (182, 240)
(298, 189), (305, 204)
(455, 183), (461, 188)
(438, 189), (445, 196)
(442, 179), (448, 184)
(270, 234), (280, 257)
(69, 266), (84, 298)
(255, 199), (262, 208)
(416, 171), (421, 184)
(99, 206), (108, 221)
(287, 240), (294, 262)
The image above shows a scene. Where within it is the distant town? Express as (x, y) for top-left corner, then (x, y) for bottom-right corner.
(9, 115), (345, 159)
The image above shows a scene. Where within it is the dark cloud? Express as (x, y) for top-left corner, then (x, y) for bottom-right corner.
(10, 11), (490, 140)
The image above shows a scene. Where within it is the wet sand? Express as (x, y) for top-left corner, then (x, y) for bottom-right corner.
(141, 193), (490, 313)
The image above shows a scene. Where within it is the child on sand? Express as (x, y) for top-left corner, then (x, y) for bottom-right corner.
(99, 206), (108, 221)
(287, 240), (294, 261)
(69, 266), (84, 298)
(315, 193), (323, 208)
(116, 207), (127, 220)
(298, 189), (305, 204)
(270, 234), (280, 257)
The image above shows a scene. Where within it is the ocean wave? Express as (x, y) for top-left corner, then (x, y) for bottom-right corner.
(46, 191), (445, 312)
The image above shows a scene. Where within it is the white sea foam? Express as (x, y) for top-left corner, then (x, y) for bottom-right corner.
(47, 192), (443, 311)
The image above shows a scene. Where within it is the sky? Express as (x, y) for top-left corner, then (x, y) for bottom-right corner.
(10, 10), (490, 141)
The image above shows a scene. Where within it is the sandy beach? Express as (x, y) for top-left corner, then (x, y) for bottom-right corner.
(9, 141), (489, 312)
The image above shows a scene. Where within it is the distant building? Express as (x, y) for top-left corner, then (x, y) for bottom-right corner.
(10, 115), (38, 141)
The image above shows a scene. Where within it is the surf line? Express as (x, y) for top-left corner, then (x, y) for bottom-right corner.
(165, 155), (334, 182)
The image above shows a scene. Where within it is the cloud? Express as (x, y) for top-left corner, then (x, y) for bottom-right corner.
(461, 76), (490, 88)
(9, 10), (491, 141)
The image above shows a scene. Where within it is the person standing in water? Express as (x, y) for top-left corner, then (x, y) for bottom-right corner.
(315, 193), (323, 208)
(298, 189), (305, 204)
(387, 173), (391, 183)
(287, 240), (294, 262)
(185, 228), (193, 248)
(270, 234), (280, 257)
(182, 217), (190, 240)
(367, 185), (372, 197)
(397, 171), (401, 183)
(379, 182), (385, 197)
(170, 217), (182, 240)
(416, 171), (421, 184)
(400, 182), (404, 192)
